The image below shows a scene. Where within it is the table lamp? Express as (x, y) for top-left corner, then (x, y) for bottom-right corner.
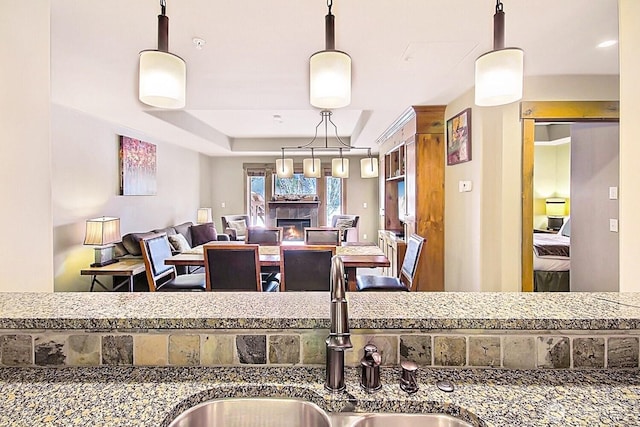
(545, 198), (566, 231)
(197, 208), (212, 224)
(84, 217), (121, 267)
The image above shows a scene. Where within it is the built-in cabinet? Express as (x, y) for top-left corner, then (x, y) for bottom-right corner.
(377, 106), (445, 291)
(378, 230), (406, 278)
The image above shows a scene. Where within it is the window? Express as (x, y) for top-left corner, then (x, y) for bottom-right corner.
(326, 176), (342, 223)
(249, 176), (266, 226)
(274, 173), (317, 195)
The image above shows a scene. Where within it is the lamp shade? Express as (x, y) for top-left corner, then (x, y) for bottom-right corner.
(139, 50), (186, 109)
(275, 158), (294, 178)
(331, 157), (349, 178)
(474, 48), (524, 107)
(360, 157), (379, 178)
(303, 158), (322, 178)
(309, 50), (351, 109)
(84, 217), (121, 246)
(197, 208), (212, 224)
(545, 198), (566, 217)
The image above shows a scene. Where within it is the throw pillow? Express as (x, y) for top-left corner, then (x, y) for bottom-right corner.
(228, 219), (247, 237)
(191, 222), (217, 246)
(168, 234), (191, 253)
(335, 218), (354, 241)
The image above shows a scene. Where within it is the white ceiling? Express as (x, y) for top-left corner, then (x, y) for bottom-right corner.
(50, 0), (619, 156)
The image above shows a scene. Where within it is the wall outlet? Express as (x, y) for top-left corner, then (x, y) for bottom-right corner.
(610, 218), (618, 232)
(363, 233), (367, 240)
(363, 202), (367, 208)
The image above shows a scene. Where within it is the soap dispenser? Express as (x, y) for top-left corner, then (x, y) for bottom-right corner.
(360, 343), (382, 393)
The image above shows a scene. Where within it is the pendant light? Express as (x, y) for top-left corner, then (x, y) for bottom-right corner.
(360, 150), (379, 179)
(474, 0), (524, 107)
(303, 149), (322, 178)
(275, 148), (294, 179)
(309, 0), (351, 109)
(139, 0), (186, 109)
(331, 149), (349, 178)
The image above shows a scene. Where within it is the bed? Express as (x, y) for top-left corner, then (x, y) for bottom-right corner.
(533, 218), (570, 292)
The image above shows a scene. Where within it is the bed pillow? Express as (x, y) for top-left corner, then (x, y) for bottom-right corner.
(559, 217), (571, 237)
(168, 234), (191, 253)
(191, 222), (217, 246)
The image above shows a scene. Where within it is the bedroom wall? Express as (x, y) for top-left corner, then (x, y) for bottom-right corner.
(533, 144), (571, 229)
(570, 123), (620, 292)
(52, 105), (210, 292)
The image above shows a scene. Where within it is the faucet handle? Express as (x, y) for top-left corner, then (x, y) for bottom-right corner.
(400, 360), (419, 394)
(360, 343), (382, 393)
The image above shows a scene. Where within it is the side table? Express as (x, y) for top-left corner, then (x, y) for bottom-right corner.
(80, 259), (146, 292)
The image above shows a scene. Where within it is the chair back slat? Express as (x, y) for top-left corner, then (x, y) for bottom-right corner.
(399, 234), (426, 290)
(246, 227), (283, 245)
(304, 228), (341, 246)
(280, 245), (336, 291)
(204, 244), (262, 291)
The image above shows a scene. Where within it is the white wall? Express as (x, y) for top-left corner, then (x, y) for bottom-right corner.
(444, 75), (619, 293)
(52, 105), (210, 292)
(619, 0), (640, 292)
(0, 1), (53, 292)
(534, 144), (571, 229)
(208, 156), (379, 242)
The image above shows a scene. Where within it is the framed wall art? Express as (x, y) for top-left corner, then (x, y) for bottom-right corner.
(446, 108), (472, 166)
(119, 136), (157, 196)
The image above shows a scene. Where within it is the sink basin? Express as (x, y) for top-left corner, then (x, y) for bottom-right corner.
(332, 413), (474, 427)
(168, 398), (331, 427)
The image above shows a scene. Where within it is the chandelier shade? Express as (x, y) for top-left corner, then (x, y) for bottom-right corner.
(360, 157), (379, 179)
(139, 0), (186, 109)
(474, 0), (524, 107)
(310, 50), (351, 109)
(309, 0), (351, 109)
(275, 157), (294, 179)
(331, 157), (349, 178)
(303, 156), (322, 178)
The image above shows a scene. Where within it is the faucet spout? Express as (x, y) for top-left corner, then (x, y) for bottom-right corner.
(326, 256), (352, 392)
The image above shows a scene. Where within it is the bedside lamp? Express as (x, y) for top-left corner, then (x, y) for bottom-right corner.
(84, 217), (121, 267)
(197, 208), (212, 224)
(545, 198), (566, 231)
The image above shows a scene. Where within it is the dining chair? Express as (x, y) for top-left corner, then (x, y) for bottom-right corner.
(279, 245), (336, 291)
(356, 234), (425, 291)
(245, 226), (283, 245)
(203, 244), (278, 291)
(139, 233), (206, 292)
(304, 227), (341, 246)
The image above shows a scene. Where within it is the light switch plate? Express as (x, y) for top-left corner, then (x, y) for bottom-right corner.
(458, 180), (473, 192)
(610, 218), (618, 232)
(609, 186), (618, 200)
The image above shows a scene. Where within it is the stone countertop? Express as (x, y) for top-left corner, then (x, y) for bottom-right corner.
(2, 292), (640, 330)
(0, 366), (639, 427)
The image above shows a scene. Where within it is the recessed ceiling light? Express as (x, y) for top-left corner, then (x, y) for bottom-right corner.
(597, 40), (617, 48)
(273, 114), (283, 123)
(192, 38), (206, 50)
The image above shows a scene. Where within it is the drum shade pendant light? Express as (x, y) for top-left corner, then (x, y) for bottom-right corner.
(276, 110), (379, 179)
(139, 0), (186, 109)
(309, 0), (351, 109)
(474, 0), (524, 107)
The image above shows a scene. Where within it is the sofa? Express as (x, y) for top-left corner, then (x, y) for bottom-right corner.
(114, 221), (229, 276)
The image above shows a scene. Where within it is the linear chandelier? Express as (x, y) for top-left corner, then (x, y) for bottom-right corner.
(139, 0), (186, 109)
(474, 0), (524, 107)
(276, 110), (378, 179)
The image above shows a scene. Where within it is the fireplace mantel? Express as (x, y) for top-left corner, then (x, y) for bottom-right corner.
(267, 201), (320, 227)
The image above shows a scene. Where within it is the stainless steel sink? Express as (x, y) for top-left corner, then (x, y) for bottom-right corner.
(332, 413), (474, 427)
(168, 398), (332, 427)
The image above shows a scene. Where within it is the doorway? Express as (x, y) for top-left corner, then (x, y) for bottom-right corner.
(520, 101), (619, 292)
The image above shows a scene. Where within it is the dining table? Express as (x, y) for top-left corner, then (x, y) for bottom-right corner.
(165, 241), (390, 291)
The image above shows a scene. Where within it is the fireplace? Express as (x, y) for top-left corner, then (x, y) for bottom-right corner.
(277, 219), (311, 241)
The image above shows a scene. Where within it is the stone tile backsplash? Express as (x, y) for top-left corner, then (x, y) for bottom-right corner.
(1, 329), (639, 370)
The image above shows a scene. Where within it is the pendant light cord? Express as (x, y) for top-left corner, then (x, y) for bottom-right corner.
(495, 0), (503, 13)
(160, 0), (166, 16)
